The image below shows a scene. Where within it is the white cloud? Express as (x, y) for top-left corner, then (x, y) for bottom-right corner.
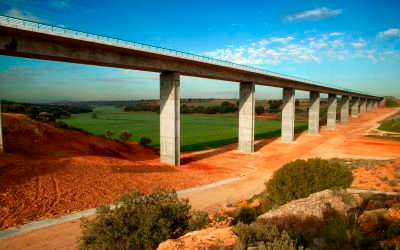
(329, 32), (344, 37)
(351, 41), (366, 48)
(377, 28), (400, 38)
(284, 7), (343, 22)
(202, 32), (400, 65)
(5, 8), (45, 22)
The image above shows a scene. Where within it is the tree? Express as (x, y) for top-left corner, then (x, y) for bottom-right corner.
(118, 129), (132, 142)
(105, 130), (113, 139)
(255, 106), (264, 115)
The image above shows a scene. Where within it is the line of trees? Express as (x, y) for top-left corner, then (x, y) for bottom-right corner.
(1, 100), (92, 121)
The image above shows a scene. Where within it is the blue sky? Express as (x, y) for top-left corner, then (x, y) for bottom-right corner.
(0, 0), (399, 102)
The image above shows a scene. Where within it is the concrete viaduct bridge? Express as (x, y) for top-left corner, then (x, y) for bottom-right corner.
(0, 15), (383, 165)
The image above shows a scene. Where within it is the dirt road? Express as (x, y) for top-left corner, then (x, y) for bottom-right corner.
(1, 107), (399, 249)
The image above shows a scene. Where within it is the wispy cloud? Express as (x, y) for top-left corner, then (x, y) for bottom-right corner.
(270, 36), (294, 44)
(284, 7), (343, 22)
(203, 33), (400, 65)
(5, 8), (45, 22)
(351, 40), (367, 48)
(377, 28), (400, 39)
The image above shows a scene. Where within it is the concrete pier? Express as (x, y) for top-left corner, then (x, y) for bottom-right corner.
(327, 94), (337, 130)
(340, 95), (349, 124)
(308, 91), (320, 135)
(367, 99), (373, 111)
(351, 97), (359, 118)
(281, 88), (295, 142)
(359, 98), (367, 113)
(373, 100), (378, 109)
(160, 72), (180, 165)
(238, 82), (255, 153)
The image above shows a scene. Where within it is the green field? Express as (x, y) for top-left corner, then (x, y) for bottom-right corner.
(59, 106), (307, 151)
(378, 111), (400, 133)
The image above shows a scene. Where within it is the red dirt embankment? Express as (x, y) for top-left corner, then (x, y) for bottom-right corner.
(0, 114), (241, 229)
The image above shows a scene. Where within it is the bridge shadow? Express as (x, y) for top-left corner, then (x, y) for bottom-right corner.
(181, 125), (308, 164)
(111, 164), (177, 174)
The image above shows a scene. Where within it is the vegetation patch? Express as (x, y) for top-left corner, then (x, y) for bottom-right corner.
(265, 158), (353, 206)
(80, 189), (208, 250)
(378, 111), (400, 133)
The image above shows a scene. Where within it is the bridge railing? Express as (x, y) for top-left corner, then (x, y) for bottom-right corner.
(0, 15), (375, 97)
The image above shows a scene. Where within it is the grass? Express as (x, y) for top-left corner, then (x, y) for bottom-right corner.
(378, 111), (400, 133)
(59, 106), (307, 152)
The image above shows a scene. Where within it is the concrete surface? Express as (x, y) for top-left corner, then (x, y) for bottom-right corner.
(327, 93), (337, 130)
(360, 98), (367, 113)
(308, 91), (320, 135)
(238, 82), (255, 153)
(160, 72), (180, 165)
(351, 97), (360, 118)
(340, 95), (349, 124)
(281, 88), (295, 141)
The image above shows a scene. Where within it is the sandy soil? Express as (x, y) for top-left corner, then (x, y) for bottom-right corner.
(1, 107), (400, 249)
(352, 159), (400, 192)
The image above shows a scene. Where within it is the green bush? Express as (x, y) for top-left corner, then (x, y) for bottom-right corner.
(322, 211), (363, 249)
(386, 222), (400, 238)
(80, 189), (192, 250)
(104, 130), (113, 139)
(233, 206), (258, 225)
(255, 105), (265, 115)
(265, 158), (353, 206)
(118, 129), (132, 142)
(262, 231), (304, 250)
(385, 97), (400, 107)
(139, 136), (152, 146)
(233, 221), (280, 247)
(188, 210), (209, 231)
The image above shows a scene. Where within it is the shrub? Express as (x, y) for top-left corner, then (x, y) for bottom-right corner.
(233, 206), (258, 225)
(104, 130), (113, 139)
(215, 214), (227, 222)
(265, 158), (353, 206)
(321, 210), (363, 249)
(386, 222), (400, 238)
(139, 136), (152, 146)
(255, 105), (265, 115)
(233, 221), (280, 247)
(188, 210), (209, 231)
(80, 189), (192, 250)
(118, 129), (132, 142)
(262, 231), (304, 250)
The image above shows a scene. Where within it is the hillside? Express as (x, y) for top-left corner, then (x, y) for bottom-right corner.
(0, 113), (236, 229)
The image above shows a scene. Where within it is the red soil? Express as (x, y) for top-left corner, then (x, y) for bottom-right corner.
(352, 159), (400, 192)
(1, 107), (400, 249)
(0, 114), (240, 229)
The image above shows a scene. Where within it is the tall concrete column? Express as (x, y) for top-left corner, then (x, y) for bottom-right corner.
(281, 88), (295, 142)
(327, 94), (337, 130)
(0, 100), (3, 153)
(238, 82), (255, 153)
(160, 72), (180, 166)
(373, 100), (378, 109)
(366, 99), (373, 111)
(359, 98), (367, 113)
(340, 95), (350, 124)
(351, 97), (359, 118)
(308, 91), (320, 135)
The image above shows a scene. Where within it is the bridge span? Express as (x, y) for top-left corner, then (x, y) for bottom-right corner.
(0, 15), (383, 165)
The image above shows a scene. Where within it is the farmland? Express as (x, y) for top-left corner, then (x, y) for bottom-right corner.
(59, 106), (307, 151)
